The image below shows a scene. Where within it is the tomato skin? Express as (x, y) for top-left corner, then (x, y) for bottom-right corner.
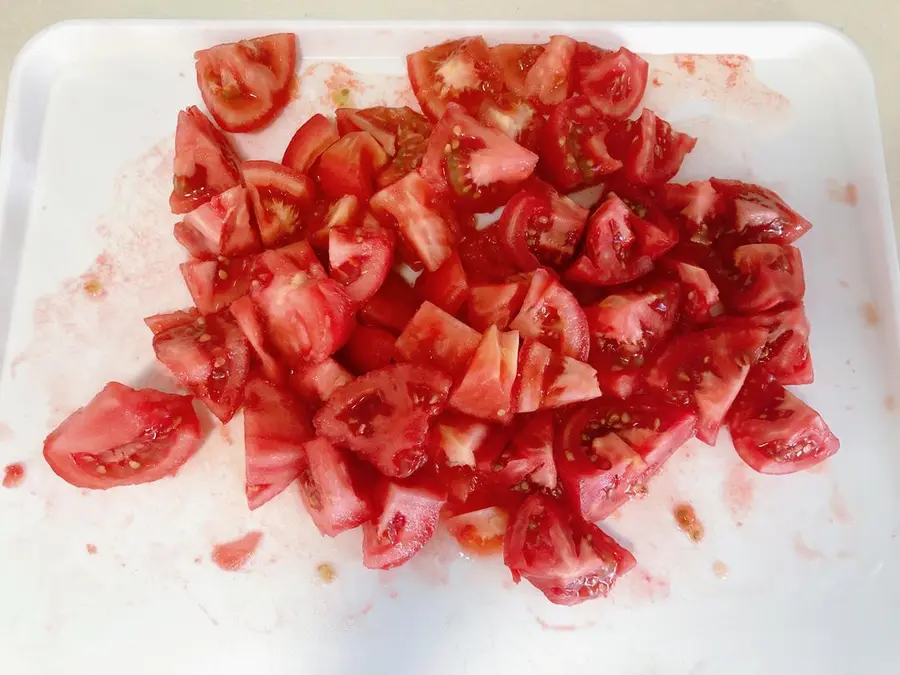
(340, 324), (396, 374)
(607, 109), (697, 186)
(317, 131), (390, 200)
(43, 382), (202, 490)
(194, 33), (297, 133)
(359, 271), (422, 335)
(174, 185), (260, 260)
(574, 46), (649, 120)
(415, 252), (470, 316)
(458, 224), (520, 284)
(503, 493), (636, 605)
(241, 160), (316, 248)
(298, 438), (373, 536)
(727, 376), (839, 474)
(395, 301), (482, 377)
(282, 113), (340, 174)
(710, 179), (813, 247)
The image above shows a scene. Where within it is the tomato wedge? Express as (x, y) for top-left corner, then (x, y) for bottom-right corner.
(475, 95), (543, 152)
(504, 493), (636, 605)
(340, 323), (396, 374)
(298, 438), (373, 536)
(487, 411), (558, 492)
(658, 180), (723, 243)
(415, 251), (470, 316)
(395, 301), (481, 377)
(727, 375), (839, 474)
(328, 217), (395, 306)
(229, 295), (284, 384)
(665, 259), (722, 324)
(574, 45), (649, 120)
(521, 36), (577, 109)
(358, 271), (422, 335)
(243, 378), (314, 510)
(174, 185), (260, 260)
(146, 309), (250, 423)
(749, 304), (813, 385)
(282, 113), (340, 174)
(466, 278), (529, 332)
(710, 179), (813, 247)
(607, 109), (697, 186)
(317, 131), (390, 200)
(449, 326), (519, 423)
(726, 244), (805, 314)
(170, 106), (241, 215)
(306, 195), (363, 250)
(513, 339), (602, 413)
(242, 160), (316, 248)
(419, 103), (539, 212)
(434, 413), (491, 468)
(509, 268), (590, 360)
(43, 382), (202, 490)
(194, 33), (297, 132)
(445, 506), (509, 556)
(290, 357), (353, 404)
(180, 255), (255, 315)
(314, 364), (452, 478)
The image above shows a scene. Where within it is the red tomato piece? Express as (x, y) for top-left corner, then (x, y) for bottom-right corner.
(358, 271), (422, 335)
(180, 255), (255, 315)
(458, 224), (520, 284)
(194, 33), (297, 133)
(608, 109), (697, 186)
(646, 322), (768, 444)
(522, 36), (578, 109)
(317, 131), (390, 200)
(538, 95), (621, 192)
(490, 43), (544, 96)
(298, 438), (373, 536)
(419, 103), (539, 212)
(42, 382), (202, 490)
(328, 218), (395, 306)
(370, 171), (458, 272)
(169, 106), (241, 215)
(666, 259), (722, 324)
(513, 338), (602, 413)
(241, 160), (316, 248)
(583, 279), (681, 399)
(658, 180), (723, 243)
(415, 252), (470, 316)
(748, 304), (813, 385)
(727, 244), (805, 314)
(475, 94), (543, 151)
(466, 278), (529, 332)
(282, 113), (340, 174)
(306, 195), (363, 250)
(498, 180), (589, 271)
(174, 185), (260, 260)
(727, 375), (839, 475)
(243, 378), (314, 510)
(450, 326), (519, 423)
(146, 309), (250, 423)
(556, 395), (697, 521)
(574, 45), (649, 120)
(504, 493), (636, 605)
(434, 413), (492, 468)
(509, 268), (590, 360)
(229, 295), (283, 384)
(445, 506), (509, 556)
(395, 301), (482, 377)
(289, 357), (353, 404)
(710, 179), (813, 247)
(314, 364), (452, 478)
(363, 480), (447, 569)
(340, 324), (396, 374)
(407, 37), (503, 121)
(336, 106), (433, 187)
(488, 411), (557, 491)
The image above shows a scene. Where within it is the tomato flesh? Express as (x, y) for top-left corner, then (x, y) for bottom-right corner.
(450, 326), (519, 423)
(242, 160), (316, 248)
(299, 438), (373, 536)
(282, 113), (340, 174)
(574, 45), (648, 120)
(174, 185), (260, 260)
(328, 218), (395, 307)
(395, 301), (482, 377)
(290, 357), (353, 404)
(748, 304), (814, 385)
(513, 338), (602, 413)
(317, 131), (390, 200)
(466, 278), (529, 332)
(359, 271), (422, 335)
(726, 244), (805, 314)
(509, 268), (590, 360)
(445, 506), (509, 556)
(710, 179), (813, 247)
(608, 109), (697, 186)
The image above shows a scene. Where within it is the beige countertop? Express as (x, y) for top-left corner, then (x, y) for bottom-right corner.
(0, 1), (896, 213)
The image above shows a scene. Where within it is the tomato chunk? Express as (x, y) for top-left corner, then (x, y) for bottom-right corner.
(487, 411), (557, 491)
(314, 364), (452, 478)
(727, 376), (839, 474)
(710, 179), (813, 247)
(666, 259), (722, 324)
(43, 382), (202, 490)
(658, 180), (723, 243)
(242, 160), (316, 248)
(748, 304), (813, 385)
(466, 278), (529, 332)
(513, 338), (602, 413)
(289, 358), (353, 404)
(504, 493), (636, 605)
(450, 326), (519, 423)
(608, 109), (697, 186)
(174, 186), (260, 260)
(359, 271), (422, 335)
(180, 255), (255, 315)
(306, 195), (363, 250)
(727, 244), (805, 314)
(340, 324), (396, 375)
(282, 113), (340, 174)
(510, 268), (590, 360)
(317, 131), (390, 200)
(522, 36), (577, 109)
(299, 438), (373, 536)
(446, 506), (509, 556)
(230, 295), (283, 383)
(434, 413), (492, 468)
(395, 301), (481, 377)
(574, 45), (648, 120)
(458, 224), (520, 284)
(415, 252), (470, 316)
(328, 217), (395, 306)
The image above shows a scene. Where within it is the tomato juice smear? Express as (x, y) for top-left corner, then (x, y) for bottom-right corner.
(211, 531), (263, 571)
(2, 462), (25, 488)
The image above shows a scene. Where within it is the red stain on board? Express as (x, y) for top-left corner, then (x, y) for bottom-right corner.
(826, 179), (859, 206)
(2, 462), (25, 488)
(348, 603), (373, 620)
(673, 54), (697, 75)
(0, 422), (14, 442)
(794, 534), (826, 561)
(630, 568), (671, 602)
(884, 395), (896, 412)
(861, 302), (879, 327)
(712, 561), (729, 579)
(829, 485), (852, 525)
(212, 531), (263, 571)
(86, 544), (98, 555)
(807, 460), (830, 475)
(534, 617), (583, 632)
(723, 463), (755, 521)
(716, 54), (750, 88)
(323, 64), (368, 108)
(651, 75), (663, 88)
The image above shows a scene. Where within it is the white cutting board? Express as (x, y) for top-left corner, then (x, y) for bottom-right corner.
(0, 20), (898, 675)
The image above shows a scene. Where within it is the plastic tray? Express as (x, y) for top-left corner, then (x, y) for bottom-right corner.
(1, 20), (898, 675)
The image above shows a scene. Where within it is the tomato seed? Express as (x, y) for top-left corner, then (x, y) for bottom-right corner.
(128, 460), (141, 469)
(217, 269), (228, 280)
(198, 334), (212, 343)
(96, 465), (107, 474)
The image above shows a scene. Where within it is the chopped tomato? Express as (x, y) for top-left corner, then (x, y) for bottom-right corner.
(174, 185), (260, 260)
(574, 45), (648, 120)
(487, 411), (557, 491)
(538, 95), (621, 192)
(336, 106), (433, 187)
(446, 506), (509, 556)
(415, 252), (470, 316)
(194, 33), (297, 132)
(243, 378), (313, 510)
(180, 255), (255, 315)
(646, 322), (767, 444)
(407, 37), (503, 121)
(43, 382), (202, 490)
(727, 244), (805, 314)
(317, 131), (390, 200)
(146, 309), (250, 423)
(490, 43), (543, 95)
(314, 364), (452, 478)
(498, 180), (589, 271)
(710, 179), (813, 247)
(328, 218), (395, 306)
(395, 301), (481, 377)
(229, 295), (284, 384)
(522, 36), (577, 109)
(466, 278), (529, 332)
(475, 95), (543, 152)
(370, 171), (458, 272)
(748, 304), (813, 385)
(298, 438), (373, 536)
(509, 268), (590, 360)
(513, 338), (602, 413)
(607, 109), (697, 185)
(282, 113), (340, 173)
(458, 224), (520, 284)
(504, 493), (636, 605)
(170, 106), (241, 214)
(242, 160), (316, 247)
(666, 259), (722, 324)
(727, 376), (839, 474)
(340, 323), (396, 374)
(363, 480), (447, 569)
(556, 395), (697, 521)
(358, 271), (422, 334)
(289, 357), (353, 404)
(583, 279), (681, 398)
(419, 103), (539, 212)
(306, 195), (363, 250)
(658, 180), (723, 242)
(434, 413), (491, 468)
(450, 326), (519, 423)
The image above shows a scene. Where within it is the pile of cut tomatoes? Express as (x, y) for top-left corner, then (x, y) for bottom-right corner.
(42, 32), (839, 605)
